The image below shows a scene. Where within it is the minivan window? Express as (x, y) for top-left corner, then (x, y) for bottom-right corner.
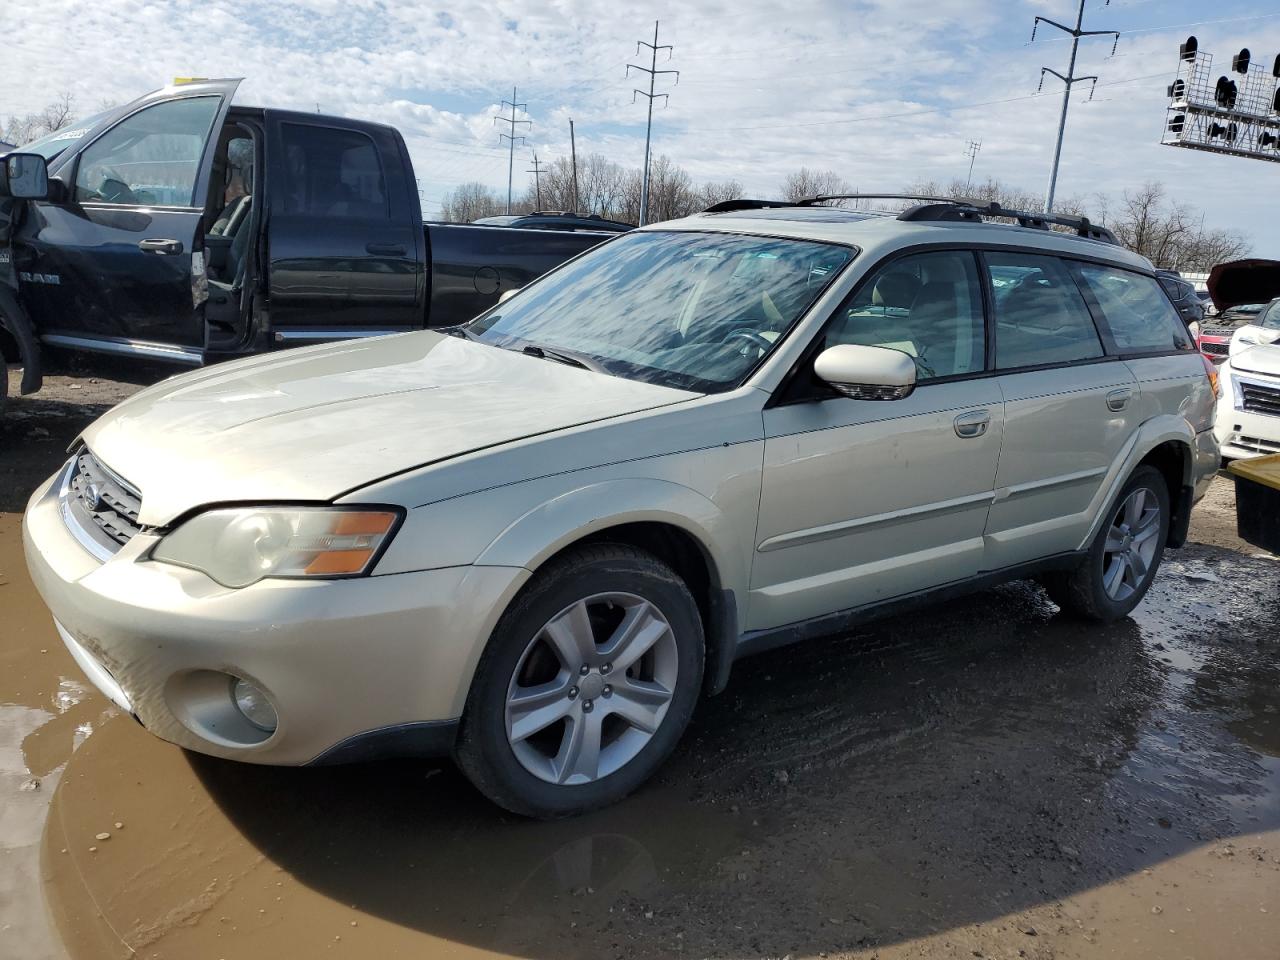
(279, 124), (387, 218)
(468, 230), (852, 393)
(824, 250), (984, 380)
(986, 253), (1104, 369)
(1076, 265), (1194, 353)
(74, 97), (220, 206)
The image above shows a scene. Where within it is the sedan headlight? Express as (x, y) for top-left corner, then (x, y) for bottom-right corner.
(151, 507), (401, 588)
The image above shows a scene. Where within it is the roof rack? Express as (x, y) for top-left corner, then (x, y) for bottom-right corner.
(701, 193), (1119, 245)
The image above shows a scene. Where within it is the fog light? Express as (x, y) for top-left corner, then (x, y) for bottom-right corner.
(231, 678), (278, 733)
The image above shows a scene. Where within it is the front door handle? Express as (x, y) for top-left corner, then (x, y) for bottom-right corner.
(954, 410), (991, 438)
(366, 242), (407, 256)
(138, 238), (183, 256)
(1106, 388), (1132, 412)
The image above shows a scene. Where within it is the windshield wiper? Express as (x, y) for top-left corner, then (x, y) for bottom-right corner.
(520, 343), (606, 373)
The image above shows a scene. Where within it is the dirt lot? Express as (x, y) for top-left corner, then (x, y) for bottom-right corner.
(3, 361), (1278, 960)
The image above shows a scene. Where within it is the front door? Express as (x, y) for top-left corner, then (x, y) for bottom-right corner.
(750, 249), (1004, 632)
(19, 80), (240, 360)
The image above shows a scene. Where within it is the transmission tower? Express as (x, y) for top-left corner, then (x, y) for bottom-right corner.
(964, 140), (981, 188)
(1031, 0), (1119, 214)
(526, 153), (544, 210)
(628, 21), (678, 226)
(493, 87), (531, 215)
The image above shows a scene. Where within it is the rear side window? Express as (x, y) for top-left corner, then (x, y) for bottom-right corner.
(1076, 265), (1194, 352)
(278, 124), (387, 219)
(985, 253), (1104, 369)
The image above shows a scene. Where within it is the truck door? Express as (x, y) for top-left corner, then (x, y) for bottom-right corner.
(18, 80), (240, 361)
(265, 117), (423, 345)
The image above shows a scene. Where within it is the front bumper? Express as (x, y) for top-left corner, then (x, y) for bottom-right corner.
(1215, 371), (1280, 460)
(22, 470), (528, 765)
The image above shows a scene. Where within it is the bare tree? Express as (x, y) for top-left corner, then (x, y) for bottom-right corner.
(695, 178), (743, 209)
(780, 167), (851, 202)
(1108, 181), (1250, 270)
(439, 182), (505, 222)
(1, 92), (76, 146)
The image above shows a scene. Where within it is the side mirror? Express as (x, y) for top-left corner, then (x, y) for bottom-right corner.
(814, 344), (917, 400)
(0, 153), (51, 201)
(498, 287), (522, 304)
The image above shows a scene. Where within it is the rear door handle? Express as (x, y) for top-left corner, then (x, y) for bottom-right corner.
(1106, 388), (1132, 412)
(366, 242), (407, 256)
(953, 410), (991, 438)
(138, 238), (183, 255)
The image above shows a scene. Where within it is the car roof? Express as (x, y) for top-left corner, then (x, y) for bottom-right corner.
(642, 206), (1154, 273)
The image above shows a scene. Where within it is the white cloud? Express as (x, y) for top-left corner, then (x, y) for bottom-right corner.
(3, 0), (1278, 249)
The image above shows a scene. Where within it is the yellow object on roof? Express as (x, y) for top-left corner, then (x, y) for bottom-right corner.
(1228, 453), (1280, 492)
(173, 77), (209, 86)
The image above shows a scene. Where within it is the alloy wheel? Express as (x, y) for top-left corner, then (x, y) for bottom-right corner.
(1101, 487), (1162, 602)
(504, 592), (678, 785)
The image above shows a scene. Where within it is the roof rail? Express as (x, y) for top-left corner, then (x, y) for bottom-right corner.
(899, 200), (1119, 244)
(795, 193), (979, 207)
(703, 198), (801, 213)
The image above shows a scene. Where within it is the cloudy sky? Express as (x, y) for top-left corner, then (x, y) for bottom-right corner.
(6, 0), (1280, 252)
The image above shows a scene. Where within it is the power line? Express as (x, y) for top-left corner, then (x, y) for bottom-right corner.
(1032, 0), (1121, 213)
(493, 86), (530, 215)
(628, 20), (678, 226)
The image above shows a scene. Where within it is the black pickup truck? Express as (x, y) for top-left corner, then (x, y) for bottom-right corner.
(0, 79), (612, 402)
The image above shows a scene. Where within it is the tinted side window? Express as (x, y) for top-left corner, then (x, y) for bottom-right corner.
(278, 124), (387, 219)
(1077, 265), (1194, 352)
(824, 250), (985, 381)
(1259, 301), (1280, 331)
(74, 97), (220, 206)
(986, 253), (1103, 369)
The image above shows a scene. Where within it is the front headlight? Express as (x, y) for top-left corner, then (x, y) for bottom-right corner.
(151, 506), (401, 588)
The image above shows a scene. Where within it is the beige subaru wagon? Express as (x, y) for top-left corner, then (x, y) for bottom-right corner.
(24, 196), (1220, 817)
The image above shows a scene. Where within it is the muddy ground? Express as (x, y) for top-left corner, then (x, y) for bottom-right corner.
(3, 360), (1278, 960)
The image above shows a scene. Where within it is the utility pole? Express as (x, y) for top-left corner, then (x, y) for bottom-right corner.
(627, 21), (678, 226)
(964, 140), (982, 189)
(526, 153), (544, 210)
(1032, 0), (1119, 213)
(569, 118), (581, 213)
(493, 87), (530, 215)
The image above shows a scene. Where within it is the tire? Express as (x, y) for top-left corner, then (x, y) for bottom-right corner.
(1043, 465), (1171, 621)
(455, 543), (704, 819)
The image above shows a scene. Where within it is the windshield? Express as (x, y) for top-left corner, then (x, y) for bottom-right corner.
(467, 230), (853, 392)
(18, 109), (119, 161)
(1259, 300), (1280, 331)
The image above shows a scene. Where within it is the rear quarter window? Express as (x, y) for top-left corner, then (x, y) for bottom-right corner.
(1076, 265), (1194, 353)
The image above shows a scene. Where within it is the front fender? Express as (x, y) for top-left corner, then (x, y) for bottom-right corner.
(0, 284), (42, 395)
(475, 477), (750, 601)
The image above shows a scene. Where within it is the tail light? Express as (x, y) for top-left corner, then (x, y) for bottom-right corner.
(1201, 354), (1220, 397)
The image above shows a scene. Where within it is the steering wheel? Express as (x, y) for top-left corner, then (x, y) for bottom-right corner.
(719, 328), (774, 355)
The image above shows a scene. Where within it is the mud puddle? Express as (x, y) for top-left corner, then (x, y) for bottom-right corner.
(2, 369), (1279, 959)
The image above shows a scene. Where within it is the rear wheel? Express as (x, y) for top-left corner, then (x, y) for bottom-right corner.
(1043, 465), (1170, 621)
(455, 544), (703, 818)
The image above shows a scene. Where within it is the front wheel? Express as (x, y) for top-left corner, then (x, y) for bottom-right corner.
(455, 544), (704, 818)
(1043, 465), (1170, 621)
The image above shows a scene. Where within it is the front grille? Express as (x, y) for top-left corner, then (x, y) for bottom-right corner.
(1230, 433), (1280, 456)
(1200, 340), (1229, 357)
(1239, 378), (1280, 418)
(60, 449), (143, 558)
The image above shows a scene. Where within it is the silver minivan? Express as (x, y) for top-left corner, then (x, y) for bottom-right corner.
(24, 196), (1220, 817)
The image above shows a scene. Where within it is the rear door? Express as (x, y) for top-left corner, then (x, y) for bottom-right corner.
(981, 251), (1140, 569)
(19, 80), (240, 360)
(265, 118), (423, 344)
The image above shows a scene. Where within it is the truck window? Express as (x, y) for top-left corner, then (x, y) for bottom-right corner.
(278, 124), (388, 219)
(74, 97), (221, 207)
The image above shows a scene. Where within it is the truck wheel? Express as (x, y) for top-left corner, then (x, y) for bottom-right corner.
(1043, 465), (1170, 621)
(455, 543), (703, 819)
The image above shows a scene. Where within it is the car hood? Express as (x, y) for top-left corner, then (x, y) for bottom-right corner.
(1231, 340), (1280, 379)
(1207, 259), (1280, 311)
(82, 332), (698, 526)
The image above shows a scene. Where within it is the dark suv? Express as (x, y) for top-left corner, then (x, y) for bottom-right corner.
(1156, 269), (1206, 328)
(473, 211), (633, 233)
